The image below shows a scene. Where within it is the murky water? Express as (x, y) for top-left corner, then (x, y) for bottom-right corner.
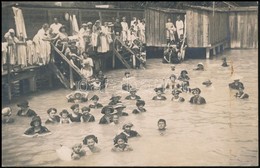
(2, 49), (258, 166)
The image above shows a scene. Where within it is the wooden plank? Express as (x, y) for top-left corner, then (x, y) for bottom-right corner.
(150, 10), (155, 46)
(154, 10), (160, 46)
(193, 10), (198, 47)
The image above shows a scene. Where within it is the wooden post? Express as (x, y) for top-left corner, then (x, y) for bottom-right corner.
(69, 67), (74, 89)
(206, 48), (210, 59)
(217, 45), (221, 54)
(112, 39), (115, 69)
(29, 76), (37, 92)
(6, 47), (12, 102)
(213, 47), (216, 56)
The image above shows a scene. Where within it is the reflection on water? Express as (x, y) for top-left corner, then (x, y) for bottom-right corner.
(2, 49), (258, 166)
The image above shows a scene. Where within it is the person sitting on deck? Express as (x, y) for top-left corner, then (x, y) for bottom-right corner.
(65, 40), (82, 70)
(23, 116), (51, 137)
(222, 57), (229, 67)
(202, 80), (212, 87)
(45, 108), (60, 124)
(2, 107), (15, 124)
(118, 122), (140, 138)
(17, 100), (37, 117)
(59, 110), (72, 124)
(112, 134), (133, 152)
(152, 87), (167, 100)
(178, 70), (190, 81)
(132, 100), (146, 114)
(114, 103), (129, 117)
(69, 104), (82, 122)
(66, 91), (88, 103)
(122, 71), (133, 91)
(125, 88), (141, 100)
(108, 95), (122, 106)
(235, 86), (249, 99)
(83, 135), (101, 153)
(99, 105), (115, 124)
(71, 143), (86, 160)
(229, 79), (244, 90)
(193, 63), (204, 71)
(189, 88), (206, 105)
(89, 95), (103, 109)
(81, 106), (95, 123)
(171, 89), (185, 102)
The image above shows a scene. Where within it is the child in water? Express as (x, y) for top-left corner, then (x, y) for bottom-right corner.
(125, 88), (141, 100)
(189, 88), (206, 105)
(45, 108), (60, 124)
(99, 106), (115, 124)
(23, 116), (51, 137)
(60, 110), (72, 124)
(17, 100), (37, 117)
(158, 119), (167, 131)
(71, 143), (86, 160)
(81, 106), (95, 122)
(114, 103), (129, 117)
(83, 135), (101, 153)
(152, 87), (167, 100)
(89, 95), (103, 109)
(112, 134), (133, 152)
(122, 71), (133, 91)
(2, 107), (15, 124)
(119, 122), (140, 138)
(132, 100), (146, 114)
(179, 80), (191, 93)
(165, 74), (178, 90)
(111, 115), (120, 125)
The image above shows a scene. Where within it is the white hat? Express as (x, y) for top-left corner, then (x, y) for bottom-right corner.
(9, 29), (15, 33)
(2, 107), (12, 116)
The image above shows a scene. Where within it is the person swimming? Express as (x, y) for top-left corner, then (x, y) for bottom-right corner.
(122, 71), (133, 92)
(99, 106), (115, 124)
(125, 88), (141, 100)
(83, 135), (101, 153)
(17, 100), (37, 117)
(23, 116), (51, 137)
(171, 89), (185, 102)
(114, 103), (129, 117)
(132, 100), (146, 114)
(69, 104), (82, 122)
(112, 134), (133, 152)
(165, 74), (179, 90)
(71, 143), (86, 160)
(45, 108), (60, 124)
(178, 70), (190, 81)
(222, 57), (229, 67)
(108, 95), (122, 106)
(152, 87), (167, 100)
(89, 95), (103, 109)
(202, 80), (212, 87)
(59, 110), (72, 124)
(66, 91), (88, 103)
(118, 122), (140, 138)
(81, 106), (95, 122)
(229, 79), (244, 90)
(193, 63), (204, 71)
(235, 86), (249, 99)
(158, 119), (167, 131)
(2, 107), (15, 124)
(189, 88), (206, 105)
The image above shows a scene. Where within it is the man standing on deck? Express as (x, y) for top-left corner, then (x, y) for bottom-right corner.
(175, 15), (184, 39)
(50, 18), (62, 36)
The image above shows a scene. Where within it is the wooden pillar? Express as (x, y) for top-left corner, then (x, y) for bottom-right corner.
(112, 40), (115, 69)
(213, 47), (216, 56)
(206, 48), (210, 59)
(69, 67), (74, 89)
(6, 48), (12, 102)
(29, 76), (37, 92)
(217, 45), (221, 54)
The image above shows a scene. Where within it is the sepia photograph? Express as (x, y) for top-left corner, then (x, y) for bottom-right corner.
(1, 1), (258, 166)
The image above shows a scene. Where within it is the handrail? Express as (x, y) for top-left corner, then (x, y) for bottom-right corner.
(51, 43), (85, 79)
(113, 48), (131, 69)
(48, 63), (70, 89)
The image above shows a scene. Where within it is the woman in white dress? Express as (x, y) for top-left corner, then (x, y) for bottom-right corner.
(97, 22), (109, 53)
(121, 17), (129, 44)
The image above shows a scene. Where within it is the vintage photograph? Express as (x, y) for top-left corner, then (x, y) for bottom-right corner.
(1, 1), (258, 166)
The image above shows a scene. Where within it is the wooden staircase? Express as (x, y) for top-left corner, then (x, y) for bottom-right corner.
(50, 43), (85, 89)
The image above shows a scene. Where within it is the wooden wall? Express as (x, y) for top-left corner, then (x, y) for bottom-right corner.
(145, 8), (185, 47)
(186, 8), (229, 48)
(2, 6), (143, 40)
(228, 10), (258, 48)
